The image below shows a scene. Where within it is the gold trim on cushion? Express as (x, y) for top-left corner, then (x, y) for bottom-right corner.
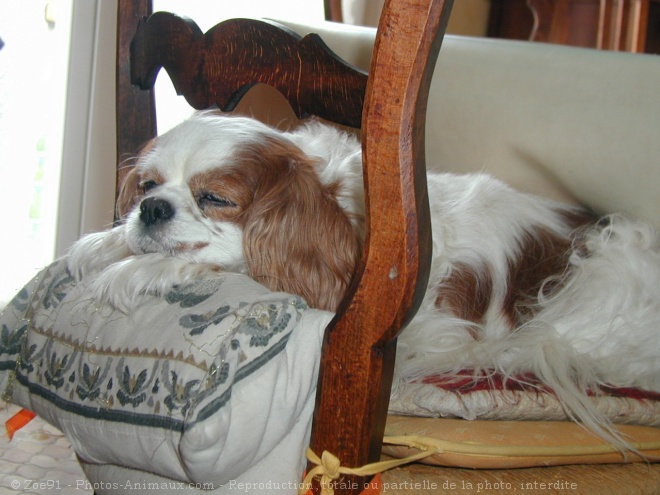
(383, 415), (660, 469)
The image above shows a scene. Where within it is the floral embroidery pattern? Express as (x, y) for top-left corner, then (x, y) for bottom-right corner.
(0, 258), (306, 431)
(166, 285), (216, 308)
(162, 365), (200, 417)
(0, 323), (26, 358)
(117, 368), (146, 406)
(44, 350), (73, 389)
(243, 304), (292, 347)
(179, 305), (232, 336)
(76, 362), (107, 401)
(43, 270), (74, 310)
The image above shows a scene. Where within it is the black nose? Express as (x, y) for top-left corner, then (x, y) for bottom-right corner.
(139, 197), (174, 226)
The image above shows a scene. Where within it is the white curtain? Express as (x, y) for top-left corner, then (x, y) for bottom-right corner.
(56, 0), (117, 256)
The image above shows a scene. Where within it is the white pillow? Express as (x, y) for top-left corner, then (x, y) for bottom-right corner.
(0, 258), (332, 486)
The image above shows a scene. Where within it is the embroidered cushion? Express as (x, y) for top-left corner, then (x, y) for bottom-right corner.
(0, 258), (332, 485)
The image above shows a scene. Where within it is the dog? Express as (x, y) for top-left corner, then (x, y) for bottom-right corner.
(68, 111), (660, 449)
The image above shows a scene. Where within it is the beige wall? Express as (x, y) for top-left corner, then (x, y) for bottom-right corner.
(446, 0), (491, 36)
(343, 0), (491, 37)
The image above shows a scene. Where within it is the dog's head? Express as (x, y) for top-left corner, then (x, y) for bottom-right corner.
(117, 112), (362, 311)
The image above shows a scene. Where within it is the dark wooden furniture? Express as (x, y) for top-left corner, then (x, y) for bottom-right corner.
(116, 0), (453, 493)
(325, 0), (344, 22)
(488, 0), (660, 54)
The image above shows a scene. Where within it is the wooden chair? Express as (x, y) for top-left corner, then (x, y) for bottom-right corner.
(525, 0), (650, 52)
(488, 0), (654, 53)
(117, 0), (453, 493)
(115, 2), (660, 495)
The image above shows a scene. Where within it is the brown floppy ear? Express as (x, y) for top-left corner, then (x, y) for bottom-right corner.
(115, 139), (157, 220)
(242, 152), (361, 312)
(115, 166), (141, 220)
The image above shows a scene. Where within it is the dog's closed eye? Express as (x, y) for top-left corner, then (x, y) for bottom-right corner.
(197, 192), (236, 209)
(139, 180), (160, 194)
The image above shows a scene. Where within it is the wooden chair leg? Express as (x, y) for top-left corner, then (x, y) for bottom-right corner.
(307, 0), (454, 493)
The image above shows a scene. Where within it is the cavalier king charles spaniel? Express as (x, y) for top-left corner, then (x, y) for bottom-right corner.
(68, 112), (660, 448)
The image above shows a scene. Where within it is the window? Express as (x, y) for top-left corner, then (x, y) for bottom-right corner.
(0, 0), (73, 305)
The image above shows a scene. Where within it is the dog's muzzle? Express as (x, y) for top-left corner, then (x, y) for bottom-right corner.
(140, 197), (174, 226)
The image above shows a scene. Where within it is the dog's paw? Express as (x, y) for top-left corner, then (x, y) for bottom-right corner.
(87, 254), (222, 312)
(67, 229), (132, 281)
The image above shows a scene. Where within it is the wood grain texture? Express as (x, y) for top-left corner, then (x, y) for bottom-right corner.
(380, 457), (660, 494)
(307, 1), (454, 493)
(116, 0), (156, 215)
(130, 13), (367, 128)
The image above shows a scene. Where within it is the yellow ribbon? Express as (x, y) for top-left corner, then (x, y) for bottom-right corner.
(300, 432), (660, 494)
(299, 436), (439, 495)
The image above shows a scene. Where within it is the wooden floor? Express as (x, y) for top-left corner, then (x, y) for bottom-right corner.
(381, 461), (660, 494)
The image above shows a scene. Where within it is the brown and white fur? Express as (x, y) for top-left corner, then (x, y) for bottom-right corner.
(68, 112), (660, 450)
